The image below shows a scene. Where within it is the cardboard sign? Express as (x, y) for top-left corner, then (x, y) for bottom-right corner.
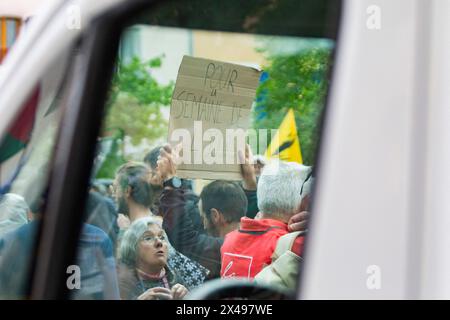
(168, 55), (261, 180)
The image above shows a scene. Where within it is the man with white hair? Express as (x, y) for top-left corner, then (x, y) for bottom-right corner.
(254, 170), (314, 291)
(220, 161), (311, 279)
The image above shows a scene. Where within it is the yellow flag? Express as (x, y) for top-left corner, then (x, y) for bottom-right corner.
(265, 108), (303, 164)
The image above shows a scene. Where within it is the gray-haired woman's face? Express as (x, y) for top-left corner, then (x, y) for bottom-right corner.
(137, 224), (168, 271)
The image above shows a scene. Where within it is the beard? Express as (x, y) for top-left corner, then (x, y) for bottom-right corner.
(117, 195), (129, 215)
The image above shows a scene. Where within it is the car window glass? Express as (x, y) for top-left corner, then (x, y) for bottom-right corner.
(73, 0), (339, 300)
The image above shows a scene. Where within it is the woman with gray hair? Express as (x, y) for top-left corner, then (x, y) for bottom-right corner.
(113, 162), (209, 289)
(117, 217), (188, 300)
(0, 193), (30, 237)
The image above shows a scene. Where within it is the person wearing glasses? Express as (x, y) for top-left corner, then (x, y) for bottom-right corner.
(112, 162), (209, 289)
(117, 216), (188, 300)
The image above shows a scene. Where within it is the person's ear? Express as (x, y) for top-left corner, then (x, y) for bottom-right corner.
(299, 194), (310, 212)
(210, 208), (224, 225)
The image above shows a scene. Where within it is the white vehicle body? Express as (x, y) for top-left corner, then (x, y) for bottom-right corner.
(302, 0), (450, 299)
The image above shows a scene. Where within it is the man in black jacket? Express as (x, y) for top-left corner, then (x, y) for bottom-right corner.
(155, 144), (257, 279)
(144, 146), (205, 233)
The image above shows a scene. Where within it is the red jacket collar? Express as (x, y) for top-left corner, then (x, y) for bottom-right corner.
(239, 217), (288, 232)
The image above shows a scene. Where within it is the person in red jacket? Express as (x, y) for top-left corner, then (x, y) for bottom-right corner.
(220, 160), (311, 279)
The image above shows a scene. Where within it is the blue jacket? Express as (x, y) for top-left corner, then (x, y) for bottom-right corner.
(0, 221), (120, 299)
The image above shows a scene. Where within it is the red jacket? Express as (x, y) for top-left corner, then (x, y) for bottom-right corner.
(220, 217), (289, 279)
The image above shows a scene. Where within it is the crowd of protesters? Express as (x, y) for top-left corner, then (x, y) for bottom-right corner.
(0, 142), (313, 300)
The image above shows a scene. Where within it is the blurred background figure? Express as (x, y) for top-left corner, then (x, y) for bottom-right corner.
(0, 189), (121, 300)
(84, 190), (119, 248)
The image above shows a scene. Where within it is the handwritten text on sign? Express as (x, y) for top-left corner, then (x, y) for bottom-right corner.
(168, 56), (261, 180)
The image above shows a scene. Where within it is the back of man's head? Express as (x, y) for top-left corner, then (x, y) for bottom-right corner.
(257, 161), (310, 221)
(200, 180), (248, 223)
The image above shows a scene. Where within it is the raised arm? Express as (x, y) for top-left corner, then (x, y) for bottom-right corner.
(157, 145), (223, 278)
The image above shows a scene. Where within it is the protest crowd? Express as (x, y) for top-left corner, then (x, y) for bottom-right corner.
(0, 141), (313, 300)
(0, 48), (315, 300)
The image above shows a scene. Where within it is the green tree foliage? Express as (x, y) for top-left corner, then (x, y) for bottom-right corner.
(105, 56), (173, 144)
(252, 47), (332, 165)
(96, 56), (174, 179)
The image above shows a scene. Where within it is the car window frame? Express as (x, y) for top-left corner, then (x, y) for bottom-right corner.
(28, 2), (146, 299)
(24, 0), (343, 299)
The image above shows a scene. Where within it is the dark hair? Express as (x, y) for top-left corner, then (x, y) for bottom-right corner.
(200, 180), (247, 223)
(143, 146), (194, 191)
(116, 162), (154, 208)
(143, 146), (162, 170)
